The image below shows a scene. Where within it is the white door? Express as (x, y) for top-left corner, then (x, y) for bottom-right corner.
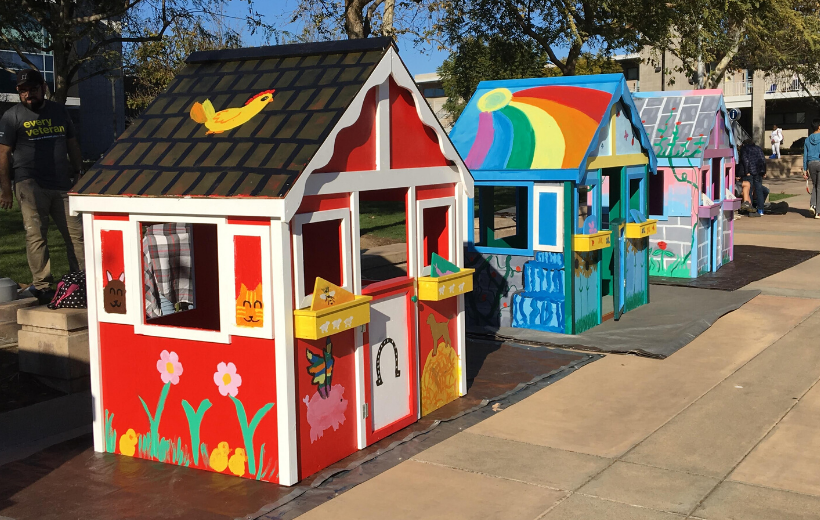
(369, 292), (411, 430)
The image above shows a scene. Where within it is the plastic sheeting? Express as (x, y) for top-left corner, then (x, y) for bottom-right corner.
(477, 285), (759, 359)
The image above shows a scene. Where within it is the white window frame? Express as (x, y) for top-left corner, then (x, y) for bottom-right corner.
(93, 219), (139, 326)
(416, 196), (456, 272)
(533, 183), (564, 252)
(291, 208), (353, 308)
(218, 223), (275, 340)
(131, 214), (231, 344)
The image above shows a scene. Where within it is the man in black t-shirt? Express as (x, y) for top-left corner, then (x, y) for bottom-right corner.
(0, 69), (84, 303)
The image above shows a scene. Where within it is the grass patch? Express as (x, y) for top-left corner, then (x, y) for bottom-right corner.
(359, 201), (406, 242)
(0, 198), (70, 286)
(769, 192), (797, 202)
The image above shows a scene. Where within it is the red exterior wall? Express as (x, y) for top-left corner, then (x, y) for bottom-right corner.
(99, 323), (279, 482)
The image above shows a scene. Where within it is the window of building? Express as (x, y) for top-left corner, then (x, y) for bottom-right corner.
(474, 185), (530, 251)
(624, 67), (639, 81)
(423, 87), (445, 98)
(0, 49), (55, 92)
(140, 222), (220, 331)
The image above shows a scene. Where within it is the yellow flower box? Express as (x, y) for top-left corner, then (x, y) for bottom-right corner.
(418, 268), (475, 301)
(625, 219), (658, 239)
(572, 231), (612, 252)
(293, 295), (372, 340)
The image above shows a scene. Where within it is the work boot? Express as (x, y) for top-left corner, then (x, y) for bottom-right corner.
(740, 201), (753, 213)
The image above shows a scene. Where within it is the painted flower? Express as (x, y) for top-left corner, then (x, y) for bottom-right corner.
(214, 362), (242, 397)
(658, 241), (668, 251)
(157, 350), (183, 385)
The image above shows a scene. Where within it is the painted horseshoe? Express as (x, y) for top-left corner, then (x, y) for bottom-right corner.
(375, 338), (400, 386)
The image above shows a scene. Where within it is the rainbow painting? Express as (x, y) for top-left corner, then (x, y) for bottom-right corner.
(452, 85), (613, 170)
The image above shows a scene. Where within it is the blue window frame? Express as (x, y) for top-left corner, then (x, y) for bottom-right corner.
(469, 181), (534, 256)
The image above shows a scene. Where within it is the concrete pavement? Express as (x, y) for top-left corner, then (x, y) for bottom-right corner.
(297, 177), (820, 520)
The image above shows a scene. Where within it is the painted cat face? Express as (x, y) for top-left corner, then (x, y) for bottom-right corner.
(104, 271), (126, 314)
(236, 283), (263, 327)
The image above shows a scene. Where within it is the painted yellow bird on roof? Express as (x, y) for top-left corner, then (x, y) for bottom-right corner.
(190, 89), (275, 134)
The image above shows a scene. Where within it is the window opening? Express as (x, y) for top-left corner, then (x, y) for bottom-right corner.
(359, 188), (408, 283)
(576, 185), (598, 234)
(712, 159), (722, 201)
(140, 222), (220, 331)
(629, 178), (642, 219)
(303, 219), (344, 291)
(474, 185), (529, 250)
(649, 170), (665, 216)
(422, 206), (449, 267)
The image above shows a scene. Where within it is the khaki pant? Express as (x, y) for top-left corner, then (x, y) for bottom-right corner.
(14, 179), (84, 290)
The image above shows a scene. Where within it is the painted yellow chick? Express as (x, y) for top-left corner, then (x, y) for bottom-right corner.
(228, 448), (247, 477)
(209, 441), (231, 472)
(119, 428), (138, 457)
(190, 89), (275, 134)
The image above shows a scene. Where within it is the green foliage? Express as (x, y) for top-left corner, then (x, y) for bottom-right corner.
(438, 37), (548, 119)
(229, 394), (274, 476)
(438, 35), (624, 120)
(104, 410), (117, 454)
(125, 19), (242, 114)
(440, 0), (668, 78)
(0, 0), (275, 105)
(138, 381), (172, 460)
(181, 398), (212, 466)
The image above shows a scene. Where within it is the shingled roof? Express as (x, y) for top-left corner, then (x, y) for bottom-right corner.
(632, 90), (733, 161)
(73, 38), (393, 199)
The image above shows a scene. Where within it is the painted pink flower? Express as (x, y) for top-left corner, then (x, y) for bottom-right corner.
(214, 362), (242, 397)
(658, 241), (668, 251)
(157, 350), (183, 385)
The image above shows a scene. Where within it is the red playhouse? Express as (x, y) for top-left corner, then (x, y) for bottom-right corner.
(69, 38), (474, 486)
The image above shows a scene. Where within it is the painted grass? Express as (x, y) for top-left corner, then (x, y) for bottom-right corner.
(769, 192), (797, 202)
(0, 199), (70, 286)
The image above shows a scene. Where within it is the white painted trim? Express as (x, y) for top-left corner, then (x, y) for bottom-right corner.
(350, 192), (362, 295)
(376, 79), (391, 170)
(83, 213), (105, 453)
(285, 47), (474, 221)
(457, 294), (466, 396)
(533, 183), (565, 252)
(354, 325), (367, 449)
(416, 196), (456, 272)
(130, 214), (231, 344)
(406, 187), (418, 278)
(93, 219), (139, 326)
(219, 224), (275, 340)
(69, 195), (287, 219)
(304, 166), (461, 197)
(271, 221), (298, 486)
(291, 208), (353, 306)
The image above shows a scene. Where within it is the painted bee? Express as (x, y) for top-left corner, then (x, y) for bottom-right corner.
(319, 286), (336, 306)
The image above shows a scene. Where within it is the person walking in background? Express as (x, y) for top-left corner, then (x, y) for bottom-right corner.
(0, 69), (85, 304)
(736, 141), (754, 213)
(741, 138), (767, 217)
(771, 125), (783, 159)
(804, 118), (820, 218)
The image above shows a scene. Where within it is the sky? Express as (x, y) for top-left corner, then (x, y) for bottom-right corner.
(222, 0), (449, 77)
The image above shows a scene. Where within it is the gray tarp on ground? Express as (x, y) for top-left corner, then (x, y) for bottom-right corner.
(470, 285), (760, 359)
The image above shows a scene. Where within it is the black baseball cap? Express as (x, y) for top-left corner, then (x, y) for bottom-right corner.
(16, 69), (44, 88)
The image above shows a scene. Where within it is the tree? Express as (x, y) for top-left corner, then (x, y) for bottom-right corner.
(441, 0), (670, 77)
(287, 0), (440, 41)
(0, 0), (274, 104)
(125, 18), (242, 114)
(658, 0), (820, 89)
(438, 37), (548, 119)
(438, 37), (624, 120)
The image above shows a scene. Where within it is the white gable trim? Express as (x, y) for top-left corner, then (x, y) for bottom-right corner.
(70, 195), (287, 219)
(284, 47), (473, 221)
